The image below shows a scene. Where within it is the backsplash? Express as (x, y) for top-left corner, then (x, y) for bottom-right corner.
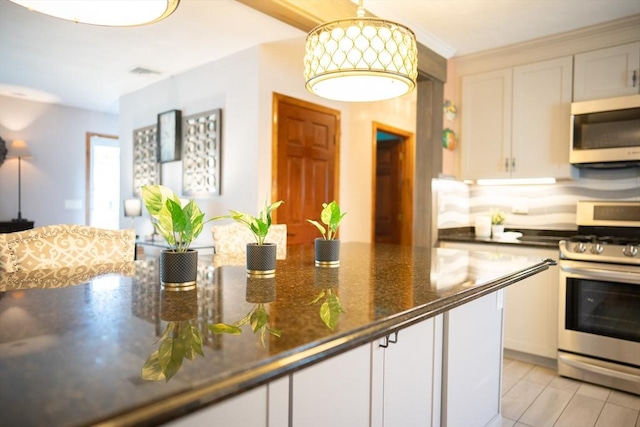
(435, 167), (639, 231)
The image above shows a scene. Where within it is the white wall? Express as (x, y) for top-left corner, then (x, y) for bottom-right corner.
(121, 38), (418, 245)
(0, 95), (118, 226)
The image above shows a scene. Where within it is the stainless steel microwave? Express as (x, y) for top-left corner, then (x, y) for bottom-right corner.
(570, 94), (640, 168)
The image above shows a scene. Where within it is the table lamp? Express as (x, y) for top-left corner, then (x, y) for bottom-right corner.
(123, 198), (142, 231)
(7, 139), (33, 222)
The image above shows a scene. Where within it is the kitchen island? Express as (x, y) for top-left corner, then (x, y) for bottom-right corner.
(0, 243), (554, 427)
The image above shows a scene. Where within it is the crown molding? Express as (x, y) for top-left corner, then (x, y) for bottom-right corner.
(455, 14), (640, 77)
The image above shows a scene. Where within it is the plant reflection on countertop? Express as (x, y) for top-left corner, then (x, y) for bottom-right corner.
(142, 289), (203, 382)
(208, 277), (281, 347)
(142, 320), (204, 382)
(309, 288), (345, 331)
(208, 304), (281, 347)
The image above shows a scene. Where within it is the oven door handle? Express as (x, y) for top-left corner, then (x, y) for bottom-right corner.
(561, 265), (639, 282)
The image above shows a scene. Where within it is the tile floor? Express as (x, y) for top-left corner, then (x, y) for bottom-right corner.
(502, 357), (640, 427)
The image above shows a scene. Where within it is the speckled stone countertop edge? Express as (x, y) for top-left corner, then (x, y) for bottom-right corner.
(100, 257), (556, 427)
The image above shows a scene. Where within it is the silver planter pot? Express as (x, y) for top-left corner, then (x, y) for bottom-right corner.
(246, 243), (277, 278)
(160, 249), (198, 290)
(314, 238), (340, 267)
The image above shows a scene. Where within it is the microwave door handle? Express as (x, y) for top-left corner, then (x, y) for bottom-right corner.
(562, 265), (639, 282)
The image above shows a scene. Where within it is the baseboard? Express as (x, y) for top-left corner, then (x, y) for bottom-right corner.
(504, 349), (557, 370)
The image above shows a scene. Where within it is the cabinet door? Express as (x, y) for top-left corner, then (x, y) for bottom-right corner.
(372, 318), (439, 427)
(461, 68), (513, 180)
(443, 291), (504, 427)
(574, 42), (640, 101)
(164, 385), (268, 427)
(512, 57), (573, 179)
(439, 242), (560, 360)
(291, 343), (371, 426)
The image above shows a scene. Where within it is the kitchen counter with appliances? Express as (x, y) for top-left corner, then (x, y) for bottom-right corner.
(438, 227), (575, 249)
(0, 243), (555, 427)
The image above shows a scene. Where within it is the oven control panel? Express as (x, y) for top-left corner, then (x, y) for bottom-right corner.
(560, 240), (640, 265)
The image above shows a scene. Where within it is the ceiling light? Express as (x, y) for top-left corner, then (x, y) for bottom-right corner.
(303, 0), (418, 102)
(9, 0), (179, 27)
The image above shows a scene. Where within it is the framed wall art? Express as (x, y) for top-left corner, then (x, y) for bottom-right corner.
(182, 109), (222, 196)
(157, 109), (182, 163)
(132, 125), (160, 196)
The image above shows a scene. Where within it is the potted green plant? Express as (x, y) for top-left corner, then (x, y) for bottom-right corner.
(224, 198), (284, 278)
(141, 184), (214, 287)
(311, 267), (345, 331)
(490, 208), (506, 237)
(307, 201), (347, 267)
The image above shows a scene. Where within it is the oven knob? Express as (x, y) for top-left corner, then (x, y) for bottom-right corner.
(623, 245), (638, 257)
(574, 242), (587, 253)
(590, 243), (604, 254)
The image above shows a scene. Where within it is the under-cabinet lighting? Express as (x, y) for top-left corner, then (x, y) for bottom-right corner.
(476, 178), (556, 186)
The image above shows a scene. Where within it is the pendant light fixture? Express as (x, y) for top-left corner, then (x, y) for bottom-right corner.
(304, 0), (418, 102)
(8, 0), (179, 27)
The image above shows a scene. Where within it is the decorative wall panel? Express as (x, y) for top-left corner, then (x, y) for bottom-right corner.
(132, 125), (160, 196)
(182, 109), (222, 196)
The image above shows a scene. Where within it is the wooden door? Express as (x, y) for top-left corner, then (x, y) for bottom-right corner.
(375, 139), (403, 244)
(272, 94), (340, 246)
(372, 123), (414, 246)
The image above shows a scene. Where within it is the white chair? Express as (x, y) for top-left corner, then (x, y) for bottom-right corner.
(212, 223), (287, 259)
(0, 224), (136, 273)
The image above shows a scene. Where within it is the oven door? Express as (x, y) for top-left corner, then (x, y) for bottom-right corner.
(558, 260), (640, 394)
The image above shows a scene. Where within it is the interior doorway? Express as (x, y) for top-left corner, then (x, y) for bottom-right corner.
(372, 123), (414, 246)
(271, 93), (340, 246)
(86, 133), (119, 229)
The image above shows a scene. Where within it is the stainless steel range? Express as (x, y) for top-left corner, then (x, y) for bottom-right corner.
(558, 201), (640, 395)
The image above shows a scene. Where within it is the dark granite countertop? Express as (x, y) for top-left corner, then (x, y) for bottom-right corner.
(438, 227), (575, 248)
(0, 243), (555, 427)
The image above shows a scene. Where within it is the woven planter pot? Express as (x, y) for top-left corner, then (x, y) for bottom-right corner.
(160, 249), (198, 290)
(246, 243), (277, 278)
(314, 238), (340, 268)
(246, 277), (277, 303)
(160, 288), (198, 321)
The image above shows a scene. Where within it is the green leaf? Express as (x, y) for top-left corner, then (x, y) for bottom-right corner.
(141, 351), (166, 381)
(306, 220), (326, 239)
(250, 304), (269, 333)
(319, 291), (345, 330)
(309, 290), (326, 305)
(208, 323), (243, 335)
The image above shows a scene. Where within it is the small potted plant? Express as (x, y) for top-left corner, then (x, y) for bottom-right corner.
(141, 184), (214, 287)
(490, 208), (506, 237)
(307, 201), (347, 267)
(225, 198), (284, 277)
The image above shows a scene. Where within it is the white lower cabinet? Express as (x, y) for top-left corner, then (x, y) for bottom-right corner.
(164, 385), (268, 427)
(440, 241), (559, 360)
(291, 343), (372, 426)
(371, 316), (442, 427)
(442, 291), (504, 427)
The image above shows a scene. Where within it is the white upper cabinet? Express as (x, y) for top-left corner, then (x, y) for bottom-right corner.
(461, 56), (573, 180)
(573, 42), (640, 101)
(461, 68), (513, 180)
(512, 57), (573, 179)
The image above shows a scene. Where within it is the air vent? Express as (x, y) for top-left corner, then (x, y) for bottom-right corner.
(130, 67), (161, 75)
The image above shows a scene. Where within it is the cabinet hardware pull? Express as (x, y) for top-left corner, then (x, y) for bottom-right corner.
(511, 158), (516, 172)
(504, 158), (509, 172)
(633, 70), (638, 88)
(379, 331), (399, 348)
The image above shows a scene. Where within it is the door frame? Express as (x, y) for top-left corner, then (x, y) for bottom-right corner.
(270, 92), (341, 224)
(371, 122), (414, 246)
(85, 132), (118, 225)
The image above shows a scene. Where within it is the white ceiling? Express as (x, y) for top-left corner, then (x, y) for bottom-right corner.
(1, 0), (639, 114)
